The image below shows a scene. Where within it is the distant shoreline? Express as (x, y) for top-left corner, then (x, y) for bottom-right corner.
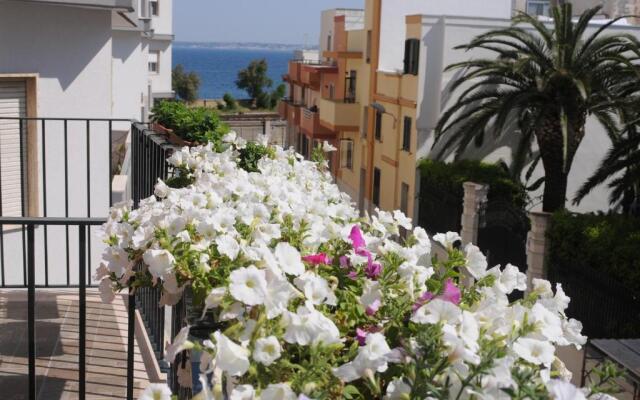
(174, 41), (318, 52)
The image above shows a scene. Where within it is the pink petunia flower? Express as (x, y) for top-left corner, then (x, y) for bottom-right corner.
(302, 252), (331, 265)
(441, 279), (461, 305)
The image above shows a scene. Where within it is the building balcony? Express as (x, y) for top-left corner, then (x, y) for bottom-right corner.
(322, 50), (363, 60)
(318, 98), (361, 131)
(300, 107), (335, 139)
(300, 66), (321, 90)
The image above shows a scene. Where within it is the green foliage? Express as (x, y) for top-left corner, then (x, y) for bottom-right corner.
(268, 84), (286, 109)
(235, 59), (274, 108)
(172, 64), (200, 102)
(419, 159), (528, 208)
(236, 141), (275, 173)
(574, 128), (640, 215)
(434, 4), (640, 212)
(150, 100), (229, 144)
(222, 92), (238, 111)
(547, 210), (640, 294)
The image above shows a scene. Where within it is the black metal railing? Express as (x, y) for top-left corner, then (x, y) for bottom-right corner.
(548, 262), (640, 339)
(131, 123), (177, 370)
(0, 117), (137, 399)
(0, 217), (140, 400)
(0, 117), (130, 288)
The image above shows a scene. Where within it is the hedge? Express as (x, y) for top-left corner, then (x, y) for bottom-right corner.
(418, 159), (528, 208)
(547, 210), (640, 294)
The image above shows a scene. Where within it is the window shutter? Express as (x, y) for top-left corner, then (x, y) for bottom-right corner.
(407, 39), (420, 75)
(403, 116), (411, 152)
(403, 39), (411, 74)
(0, 81), (27, 217)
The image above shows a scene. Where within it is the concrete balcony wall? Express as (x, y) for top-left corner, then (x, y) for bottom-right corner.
(300, 66), (321, 90)
(287, 103), (301, 126)
(277, 100), (289, 120)
(288, 61), (301, 82)
(301, 107), (334, 138)
(318, 98), (360, 131)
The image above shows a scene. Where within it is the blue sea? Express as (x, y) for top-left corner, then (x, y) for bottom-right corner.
(172, 45), (292, 100)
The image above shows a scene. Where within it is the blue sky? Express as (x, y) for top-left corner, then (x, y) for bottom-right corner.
(174, 0), (364, 44)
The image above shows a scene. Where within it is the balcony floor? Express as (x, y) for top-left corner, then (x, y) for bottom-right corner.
(0, 289), (150, 399)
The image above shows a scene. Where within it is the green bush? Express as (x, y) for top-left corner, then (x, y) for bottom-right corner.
(151, 101), (229, 144)
(222, 93), (237, 111)
(419, 159), (528, 207)
(547, 211), (640, 294)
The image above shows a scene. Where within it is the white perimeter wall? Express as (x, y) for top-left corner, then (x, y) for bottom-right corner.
(378, 0), (512, 72)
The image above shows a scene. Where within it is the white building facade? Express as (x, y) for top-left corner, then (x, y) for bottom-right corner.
(0, 0), (173, 286)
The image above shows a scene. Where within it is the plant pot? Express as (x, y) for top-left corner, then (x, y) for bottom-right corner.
(184, 288), (225, 340)
(151, 123), (195, 147)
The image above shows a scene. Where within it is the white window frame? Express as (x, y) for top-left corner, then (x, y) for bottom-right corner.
(148, 51), (160, 74)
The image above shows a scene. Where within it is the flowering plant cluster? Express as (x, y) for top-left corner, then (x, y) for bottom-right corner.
(99, 137), (615, 399)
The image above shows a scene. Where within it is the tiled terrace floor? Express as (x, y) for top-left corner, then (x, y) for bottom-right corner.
(0, 289), (150, 399)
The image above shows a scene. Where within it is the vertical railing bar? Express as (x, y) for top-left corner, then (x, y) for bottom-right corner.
(27, 224), (36, 400)
(127, 287), (136, 400)
(64, 119), (70, 285)
(20, 119), (27, 286)
(42, 119), (49, 287)
(78, 224), (87, 399)
(86, 121), (92, 286)
(109, 120), (113, 207)
(0, 116), (5, 286)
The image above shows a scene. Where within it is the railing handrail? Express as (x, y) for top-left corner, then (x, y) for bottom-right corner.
(0, 217), (106, 226)
(0, 117), (134, 122)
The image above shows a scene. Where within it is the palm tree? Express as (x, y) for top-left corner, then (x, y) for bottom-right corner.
(434, 4), (640, 212)
(574, 120), (640, 214)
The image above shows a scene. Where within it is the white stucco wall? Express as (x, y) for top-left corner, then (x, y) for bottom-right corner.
(151, 0), (172, 35)
(113, 30), (147, 122)
(149, 39), (173, 95)
(413, 15), (640, 213)
(378, 0), (512, 72)
(0, 2), (118, 285)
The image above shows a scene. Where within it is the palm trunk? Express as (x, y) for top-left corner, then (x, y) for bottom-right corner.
(536, 113), (585, 213)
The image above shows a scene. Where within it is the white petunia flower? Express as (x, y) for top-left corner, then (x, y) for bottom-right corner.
(433, 231), (461, 249)
(142, 249), (175, 279)
(213, 331), (250, 376)
(164, 326), (193, 363)
(513, 338), (555, 366)
(412, 298), (462, 325)
(465, 243), (488, 279)
(260, 383), (297, 400)
(333, 332), (392, 382)
(253, 336), (281, 366)
(546, 379), (587, 400)
(229, 384), (255, 400)
(384, 378), (411, 399)
(140, 383), (172, 400)
(274, 242), (305, 276)
(216, 234), (240, 260)
(229, 266), (267, 306)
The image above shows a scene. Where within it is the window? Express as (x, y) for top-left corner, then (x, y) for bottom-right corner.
(361, 106), (369, 139)
(374, 110), (382, 141)
(402, 116), (411, 152)
(148, 51), (159, 74)
(526, 0), (550, 16)
(366, 30), (372, 63)
(328, 83), (335, 100)
(373, 168), (381, 207)
(327, 34), (332, 52)
(345, 70), (356, 103)
(400, 183), (409, 215)
(150, 0), (159, 16)
(340, 139), (353, 170)
(403, 38), (420, 75)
